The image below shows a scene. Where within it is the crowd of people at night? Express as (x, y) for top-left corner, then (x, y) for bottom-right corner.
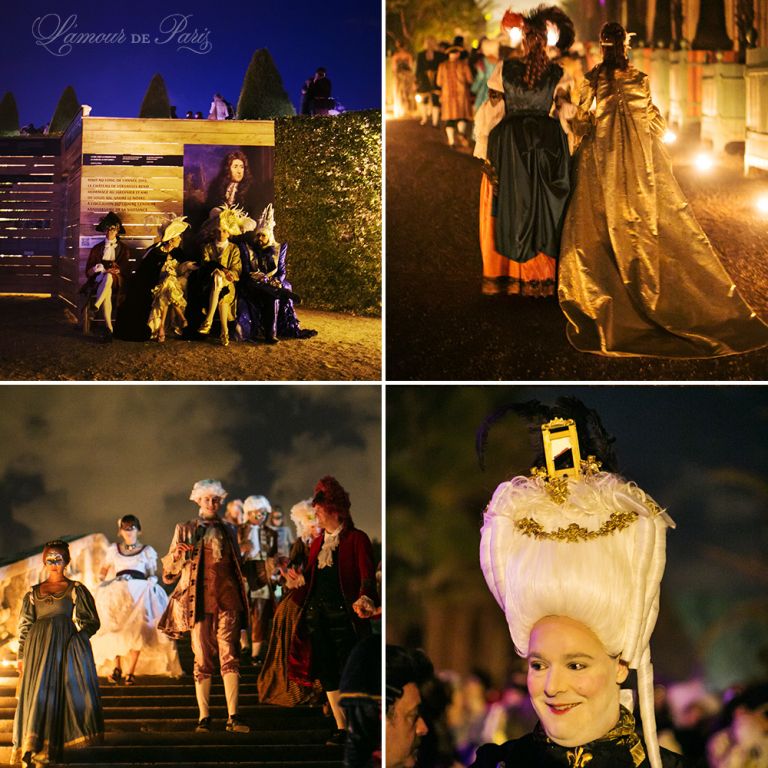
(11, 476), (381, 768)
(390, 7), (768, 360)
(386, 650), (768, 768)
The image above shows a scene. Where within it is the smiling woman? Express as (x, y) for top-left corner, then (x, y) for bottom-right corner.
(472, 405), (688, 768)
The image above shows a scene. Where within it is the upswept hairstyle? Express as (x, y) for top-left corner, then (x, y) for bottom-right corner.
(600, 21), (630, 77)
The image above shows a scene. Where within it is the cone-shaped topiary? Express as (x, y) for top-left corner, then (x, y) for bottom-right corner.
(48, 85), (80, 134)
(0, 92), (20, 136)
(139, 73), (171, 118)
(237, 49), (296, 119)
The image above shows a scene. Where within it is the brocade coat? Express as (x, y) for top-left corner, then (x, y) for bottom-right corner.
(158, 518), (249, 639)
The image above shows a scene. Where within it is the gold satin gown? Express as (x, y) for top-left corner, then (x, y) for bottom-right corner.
(558, 65), (768, 357)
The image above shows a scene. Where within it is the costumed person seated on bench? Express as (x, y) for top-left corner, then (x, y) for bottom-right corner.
(11, 541), (103, 767)
(472, 400), (688, 768)
(187, 206), (244, 347)
(81, 212), (132, 340)
(116, 216), (190, 342)
(234, 204), (317, 342)
(158, 479), (251, 734)
(147, 218), (195, 343)
(91, 515), (182, 685)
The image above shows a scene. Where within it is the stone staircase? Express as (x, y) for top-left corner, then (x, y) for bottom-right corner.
(0, 639), (341, 767)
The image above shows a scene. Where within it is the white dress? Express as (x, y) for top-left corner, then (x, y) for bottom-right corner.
(91, 543), (182, 677)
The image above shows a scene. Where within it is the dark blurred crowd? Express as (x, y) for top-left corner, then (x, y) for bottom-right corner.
(389, 34), (585, 148)
(388, 652), (768, 768)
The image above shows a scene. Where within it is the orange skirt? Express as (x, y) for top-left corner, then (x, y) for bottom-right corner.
(479, 174), (556, 297)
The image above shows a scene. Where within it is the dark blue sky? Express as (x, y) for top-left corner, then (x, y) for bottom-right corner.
(3, 0), (381, 126)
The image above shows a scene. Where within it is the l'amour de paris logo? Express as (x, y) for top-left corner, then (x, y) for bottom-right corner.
(31, 13), (213, 56)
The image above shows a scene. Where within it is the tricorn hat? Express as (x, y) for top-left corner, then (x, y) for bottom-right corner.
(95, 211), (125, 235)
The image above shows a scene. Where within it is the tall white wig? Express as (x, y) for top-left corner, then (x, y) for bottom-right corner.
(243, 494), (272, 516)
(480, 469), (674, 768)
(190, 479), (228, 503)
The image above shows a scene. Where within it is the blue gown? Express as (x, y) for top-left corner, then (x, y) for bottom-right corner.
(487, 59), (571, 263)
(12, 581), (103, 764)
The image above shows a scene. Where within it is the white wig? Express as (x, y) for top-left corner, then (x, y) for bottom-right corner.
(290, 498), (317, 540)
(480, 471), (674, 768)
(190, 479), (228, 503)
(243, 494), (272, 515)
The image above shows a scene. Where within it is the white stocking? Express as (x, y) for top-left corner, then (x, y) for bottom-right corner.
(223, 672), (239, 718)
(93, 272), (112, 309)
(445, 126), (455, 146)
(326, 689), (347, 730)
(202, 272), (225, 329)
(195, 677), (212, 720)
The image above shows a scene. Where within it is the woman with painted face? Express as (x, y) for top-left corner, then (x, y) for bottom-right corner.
(471, 401), (690, 768)
(11, 540), (103, 767)
(288, 476), (377, 746)
(91, 515), (181, 685)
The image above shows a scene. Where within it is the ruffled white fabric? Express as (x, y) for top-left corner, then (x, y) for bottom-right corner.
(91, 543), (182, 677)
(318, 526), (343, 569)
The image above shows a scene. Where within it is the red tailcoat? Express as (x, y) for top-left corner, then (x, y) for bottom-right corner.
(289, 525), (376, 683)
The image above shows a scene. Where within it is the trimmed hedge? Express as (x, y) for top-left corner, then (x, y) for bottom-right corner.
(0, 92), (19, 136)
(49, 85), (80, 135)
(274, 110), (381, 316)
(139, 74), (171, 118)
(237, 49), (296, 119)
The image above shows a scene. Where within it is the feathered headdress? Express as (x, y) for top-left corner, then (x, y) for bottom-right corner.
(476, 397), (618, 472)
(256, 203), (276, 236)
(290, 498), (318, 540)
(524, 4), (575, 52)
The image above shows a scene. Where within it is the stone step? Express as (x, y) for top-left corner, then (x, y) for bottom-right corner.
(1, 704), (329, 720)
(0, 716), (328, 735)
(97, 693), (264, 706)
(57, 763), (341, 768)
(64, 744), (342, 761)
(0, 747), (342, 768)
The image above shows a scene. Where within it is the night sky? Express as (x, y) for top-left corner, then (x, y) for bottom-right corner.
(2, 0), (381, 127)
(0, 384), (381, 560)
(387, 385), (768, 689)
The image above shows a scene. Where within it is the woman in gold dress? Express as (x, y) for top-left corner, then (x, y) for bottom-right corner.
(558, 22), (768, 357)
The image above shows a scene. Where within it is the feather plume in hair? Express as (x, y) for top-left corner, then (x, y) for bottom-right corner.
(476, 397), (618, 472)
(502, 8), (524, 29)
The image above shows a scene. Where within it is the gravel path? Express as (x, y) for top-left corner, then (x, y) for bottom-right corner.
(0, 298), (381, 381)
(386, 118), (768, 380)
